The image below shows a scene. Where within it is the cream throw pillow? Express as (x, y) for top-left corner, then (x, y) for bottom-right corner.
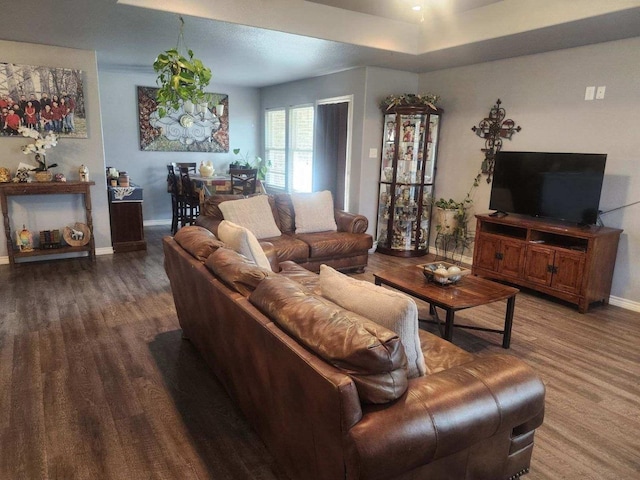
(218, 195), (281, 239)
(319, 265), (426, 378)
(291, 190), (337, 234)
(217, 220), (273, 271)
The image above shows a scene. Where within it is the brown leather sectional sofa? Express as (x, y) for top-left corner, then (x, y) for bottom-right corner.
(195, 193), (373, 272)
(163, 226), (546, 480)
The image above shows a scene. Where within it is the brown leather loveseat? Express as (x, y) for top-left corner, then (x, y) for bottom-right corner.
(163, 226), (546, 480)
(195, 193), (372, 272)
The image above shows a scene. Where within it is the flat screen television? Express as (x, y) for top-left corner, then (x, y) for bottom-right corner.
(489, 151), (607, 225)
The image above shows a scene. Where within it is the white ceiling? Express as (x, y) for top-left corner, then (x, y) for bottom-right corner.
(1, 0), (640, 87)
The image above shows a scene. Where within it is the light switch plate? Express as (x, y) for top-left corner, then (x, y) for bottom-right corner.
(596, 86), (606, 99)
(585, 86), (595, 101)
(369, 148), (378, 158)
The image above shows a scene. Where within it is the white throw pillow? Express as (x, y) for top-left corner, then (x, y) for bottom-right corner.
(319, 265), (426, 378)
(291, 190), (337, 234)
(218, 195), (281, 239)
(217, 220), (273, 271)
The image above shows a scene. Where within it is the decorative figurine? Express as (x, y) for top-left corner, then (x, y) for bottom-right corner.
(199, 160), (215, 177)
(54, 173), (67, 182)
(13, 168), (31, 183)
(16, 225), (34, 252)
(0, 167), (10, 183)
(79, 164), (89, 182)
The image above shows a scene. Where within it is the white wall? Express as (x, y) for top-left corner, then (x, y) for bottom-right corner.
(98, 67), (261, 224)
(359, 67), (420, 235)
(0, 40), (109, 260)
(259, 66), (419, 234)
(418, 36), (640, 307)
(260, 67), (367, 212)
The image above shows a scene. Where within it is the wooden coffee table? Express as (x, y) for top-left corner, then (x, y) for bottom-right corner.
(373, 266), (519, 348)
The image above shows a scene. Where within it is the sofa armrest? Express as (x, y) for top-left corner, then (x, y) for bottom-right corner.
(334, 210), (368, 234)
(195, 215), (222, 237)
(347, 354), (545, 479)
(260, 241), (280, 272)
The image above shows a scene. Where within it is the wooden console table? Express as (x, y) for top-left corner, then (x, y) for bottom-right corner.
(0, 181), (96, 266)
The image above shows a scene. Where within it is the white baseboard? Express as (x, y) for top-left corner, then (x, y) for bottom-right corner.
(144, 219), (172, 227)
(96, 247), (114, 256)
(609, 295), (640, 312)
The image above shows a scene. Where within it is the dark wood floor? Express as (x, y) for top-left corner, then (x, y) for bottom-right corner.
(1, 226), (638, 479)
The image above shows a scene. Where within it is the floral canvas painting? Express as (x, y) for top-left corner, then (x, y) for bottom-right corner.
(0, 62), (87, 138)
(137, 86), (229, 152)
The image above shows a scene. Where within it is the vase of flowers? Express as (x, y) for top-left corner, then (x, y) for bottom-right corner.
(18, 126), (58, 181)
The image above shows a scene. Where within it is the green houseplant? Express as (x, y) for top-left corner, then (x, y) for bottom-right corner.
(153, 17), (212, 118)
(433, 172), (482, 262)
(230, 148), (271, 181)
(380, 93), (440, 112)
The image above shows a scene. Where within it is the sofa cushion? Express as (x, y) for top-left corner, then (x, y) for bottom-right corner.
(200, 193), (245, 220)
(218, 195), (282, 239)
(319, 265), (426, 378)
(173, 225), (225, 262)
(217, 220), (273, 271)
(273, 193), (295, 234)
(249, 276), (409, 404)
(205, 247), (273, 297)
(277, 260), (321, 294)
(260, 235), (310, 263)
(291, 190), (338, 234)
(295, 231), (372, 259)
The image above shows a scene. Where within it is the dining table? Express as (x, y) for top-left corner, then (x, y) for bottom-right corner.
(190, 174), (233, 198)
(190, 173), (266, 201)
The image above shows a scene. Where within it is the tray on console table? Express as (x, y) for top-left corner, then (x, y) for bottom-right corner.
(0, 181), (96, 266)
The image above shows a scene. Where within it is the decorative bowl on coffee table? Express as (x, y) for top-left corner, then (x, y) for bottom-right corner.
(421, 261), (470, 285)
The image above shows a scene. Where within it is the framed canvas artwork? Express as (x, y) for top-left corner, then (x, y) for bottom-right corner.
(0, 62), (87, 138)
(137, 86), (229, 152)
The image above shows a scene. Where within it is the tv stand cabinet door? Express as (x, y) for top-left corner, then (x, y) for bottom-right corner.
(499, 238), (526, 279)
(524, 245), (555, 287)
(474, 234), (501, 272)
(551, 250), (585, 295)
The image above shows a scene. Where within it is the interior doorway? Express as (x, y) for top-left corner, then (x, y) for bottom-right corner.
(315, 96), (352, 210)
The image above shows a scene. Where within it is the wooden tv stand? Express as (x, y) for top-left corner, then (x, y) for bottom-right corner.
(472, 213), (622, 313)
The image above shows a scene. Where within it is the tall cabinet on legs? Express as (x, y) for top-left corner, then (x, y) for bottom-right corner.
(375, 103), (443, 257)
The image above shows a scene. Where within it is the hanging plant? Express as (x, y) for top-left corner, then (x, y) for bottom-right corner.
(380, 93), (440, 112)
(153, 17), (213, 118)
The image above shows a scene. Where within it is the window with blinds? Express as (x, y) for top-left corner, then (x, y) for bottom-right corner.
(264, 105), (314, 192)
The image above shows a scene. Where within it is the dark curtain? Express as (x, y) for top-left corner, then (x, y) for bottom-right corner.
(314, 102), (348, 209)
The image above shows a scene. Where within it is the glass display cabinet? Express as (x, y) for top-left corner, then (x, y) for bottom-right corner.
(376, 104), (442, 256)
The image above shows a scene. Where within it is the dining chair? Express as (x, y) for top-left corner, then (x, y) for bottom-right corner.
(178, 166), (201, 227)
(176, 162), (197, 174)
(166, 164), (181, 234)
(229, 168), (258, 196)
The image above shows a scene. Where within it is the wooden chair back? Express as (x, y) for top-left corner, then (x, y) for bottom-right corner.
(229, 168), (258, 196)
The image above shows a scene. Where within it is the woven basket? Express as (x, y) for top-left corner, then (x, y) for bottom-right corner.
(34, 171), (53, 182)
(63, 223), (91, 247)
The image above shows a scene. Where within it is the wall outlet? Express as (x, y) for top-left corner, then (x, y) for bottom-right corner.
(596, 86), (606, 99)
(369, 148), (378, 158)
(585, 86), (595, 101)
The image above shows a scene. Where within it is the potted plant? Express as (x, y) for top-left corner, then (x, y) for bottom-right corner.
(153, 17), (212, 119)
(432, 172), (482, 262)
(231, 148), (271, 181)
(18, 126), (58, 182)
(380, 93), (440, 112)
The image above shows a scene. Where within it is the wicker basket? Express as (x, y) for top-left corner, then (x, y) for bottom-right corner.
(421, 262), (470, 285)
(63, 223), (91, 247)
(34, 171), (53, 182)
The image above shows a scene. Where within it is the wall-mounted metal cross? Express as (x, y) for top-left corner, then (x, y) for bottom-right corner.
(471, 99), (521, 183)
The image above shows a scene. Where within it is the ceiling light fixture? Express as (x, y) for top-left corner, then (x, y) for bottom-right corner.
(412, 5), (422, 11)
